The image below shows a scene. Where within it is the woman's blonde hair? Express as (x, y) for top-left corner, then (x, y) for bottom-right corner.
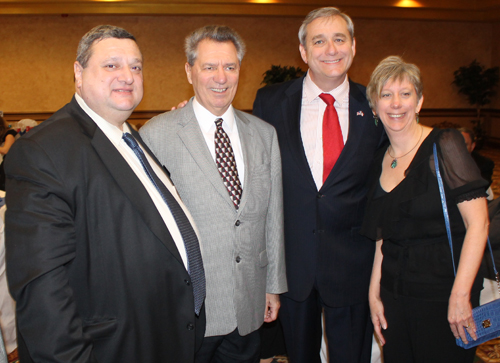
(366, 56), (423, 110)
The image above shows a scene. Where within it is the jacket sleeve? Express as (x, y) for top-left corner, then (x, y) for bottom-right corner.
(264, 127), (287, 294)
(252, 88), (265, 120)
(5, 138), (96, 363)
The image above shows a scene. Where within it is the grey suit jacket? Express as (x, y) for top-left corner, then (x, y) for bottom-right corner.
(140, 100), (287, 337)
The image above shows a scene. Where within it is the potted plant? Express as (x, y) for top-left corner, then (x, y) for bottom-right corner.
(452, 60), (499, 145)
(261, 65), (305, 86)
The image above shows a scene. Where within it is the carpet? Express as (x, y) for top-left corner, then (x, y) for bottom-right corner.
(476, 338), (500, 362)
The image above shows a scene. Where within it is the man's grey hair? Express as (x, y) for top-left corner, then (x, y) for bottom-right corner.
(298, 7), (354, 46)
(185, 25), (246, 66)
(76, 25), (137, 68)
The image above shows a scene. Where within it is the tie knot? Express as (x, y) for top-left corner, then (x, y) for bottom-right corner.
(319, 93), (335, 106)
(215, 118), (223, 128)
(122, 132), (139, 149)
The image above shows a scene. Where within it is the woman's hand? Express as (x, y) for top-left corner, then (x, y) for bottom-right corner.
(369, 294), (387, 345)
(448, 293), (476, 344)
(369, 239), (387, 345)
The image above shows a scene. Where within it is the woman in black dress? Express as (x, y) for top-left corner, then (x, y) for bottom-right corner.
(361, 56), (489, 362)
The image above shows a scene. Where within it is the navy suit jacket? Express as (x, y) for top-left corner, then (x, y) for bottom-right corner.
(253, 77), (385, 306)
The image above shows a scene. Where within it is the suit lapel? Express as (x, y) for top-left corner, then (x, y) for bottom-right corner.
(282, 77), (317, 190)
(176, 104), (236, 210)
(234, 110), (254, 214)
(69, 99), (184, 266)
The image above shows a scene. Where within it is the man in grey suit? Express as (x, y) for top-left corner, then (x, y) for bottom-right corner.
(140, 25), (287, 363)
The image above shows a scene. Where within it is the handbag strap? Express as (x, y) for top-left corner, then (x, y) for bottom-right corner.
(433, 143), (499, 288)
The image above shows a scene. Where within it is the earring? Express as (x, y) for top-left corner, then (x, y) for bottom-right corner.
(373, 114), (379, 126)
(416, 112), (420, 124)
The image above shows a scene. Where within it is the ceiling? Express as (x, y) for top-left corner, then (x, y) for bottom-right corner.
(1, 0), (499, 22)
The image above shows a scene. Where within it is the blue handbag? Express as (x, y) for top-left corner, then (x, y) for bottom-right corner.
(434, 143), (500, 349)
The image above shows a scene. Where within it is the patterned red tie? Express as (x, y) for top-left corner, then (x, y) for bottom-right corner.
(319, 93), (344, 183)
(214, 118), (243, 209)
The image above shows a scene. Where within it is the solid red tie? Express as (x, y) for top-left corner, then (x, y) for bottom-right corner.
(319, 93), (344, 183)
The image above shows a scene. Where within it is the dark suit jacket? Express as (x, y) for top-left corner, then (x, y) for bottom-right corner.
(253, 77), (385, 307)
(5, 97), (205, 363)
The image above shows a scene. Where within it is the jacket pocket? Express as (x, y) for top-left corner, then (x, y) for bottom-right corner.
(83, 319), (117, 341)
(259, 249), (269, 267)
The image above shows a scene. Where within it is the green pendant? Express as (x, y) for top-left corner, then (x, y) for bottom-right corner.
(390, 159), (397, 168)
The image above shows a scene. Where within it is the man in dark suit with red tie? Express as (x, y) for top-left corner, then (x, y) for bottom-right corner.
(253, 7), (385, 363)
(5, 25), (205, 363)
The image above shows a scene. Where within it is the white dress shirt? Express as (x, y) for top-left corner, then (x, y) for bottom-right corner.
(75, 93), (195, 269)
(300, 72), (350, 190)
(192, 97), (245, 187)
(0, 200), (16, 356)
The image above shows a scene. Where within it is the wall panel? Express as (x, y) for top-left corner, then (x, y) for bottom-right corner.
(0, 14), (496, 116)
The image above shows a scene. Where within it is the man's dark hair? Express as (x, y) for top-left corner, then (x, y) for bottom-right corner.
(76, 25), (137, 68)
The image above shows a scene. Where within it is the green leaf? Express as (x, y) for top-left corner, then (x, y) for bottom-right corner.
(261, 65), (305, 86)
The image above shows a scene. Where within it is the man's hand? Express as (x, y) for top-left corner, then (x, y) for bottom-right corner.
(264, 293), (280, 323)
(170, 100), (188, 110)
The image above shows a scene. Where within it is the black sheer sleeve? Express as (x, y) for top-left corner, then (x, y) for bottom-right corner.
(432, 129), (488, 203)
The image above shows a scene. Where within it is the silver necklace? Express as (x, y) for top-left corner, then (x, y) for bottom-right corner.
(387, 126), (423, 169)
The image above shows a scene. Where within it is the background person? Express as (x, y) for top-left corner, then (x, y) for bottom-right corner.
(0, 117), (17, 191)
(458, 128), (498, 305)
(362, 56), (488, 363)
(0, 200), (16, 363)
(459, 127), (494, 200)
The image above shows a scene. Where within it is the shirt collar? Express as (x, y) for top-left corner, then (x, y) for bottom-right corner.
(303, 71), (350, 105)
(75, 92), (131, 146)
(192, 97), (235, 133)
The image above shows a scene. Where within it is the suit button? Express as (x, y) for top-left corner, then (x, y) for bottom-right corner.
(317, 193), (324, 199)
(235, 256), (241, 263)
(235, 220), (241, 226)
(186, 323), (194, 330)
(184, 279), (191, 286)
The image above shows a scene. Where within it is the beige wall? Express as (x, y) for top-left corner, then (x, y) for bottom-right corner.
(0, 14), (497, 114)
(492, 22), (500, 109)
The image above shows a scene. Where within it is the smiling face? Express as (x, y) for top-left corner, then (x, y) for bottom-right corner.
(375, 77), (424, 133)
(74, 37), (143, 128)
(185, 39), (240, 116)
(300, 15), (356, 92)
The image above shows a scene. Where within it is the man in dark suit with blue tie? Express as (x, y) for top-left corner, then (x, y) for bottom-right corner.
(5, 25), (205, 363)
(253, 7), (385, 363)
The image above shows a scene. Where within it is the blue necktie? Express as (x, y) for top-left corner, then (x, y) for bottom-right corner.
(122, 132), (205, 315)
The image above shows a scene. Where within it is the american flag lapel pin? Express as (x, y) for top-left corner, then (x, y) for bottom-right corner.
(356, 111), (364, 116)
